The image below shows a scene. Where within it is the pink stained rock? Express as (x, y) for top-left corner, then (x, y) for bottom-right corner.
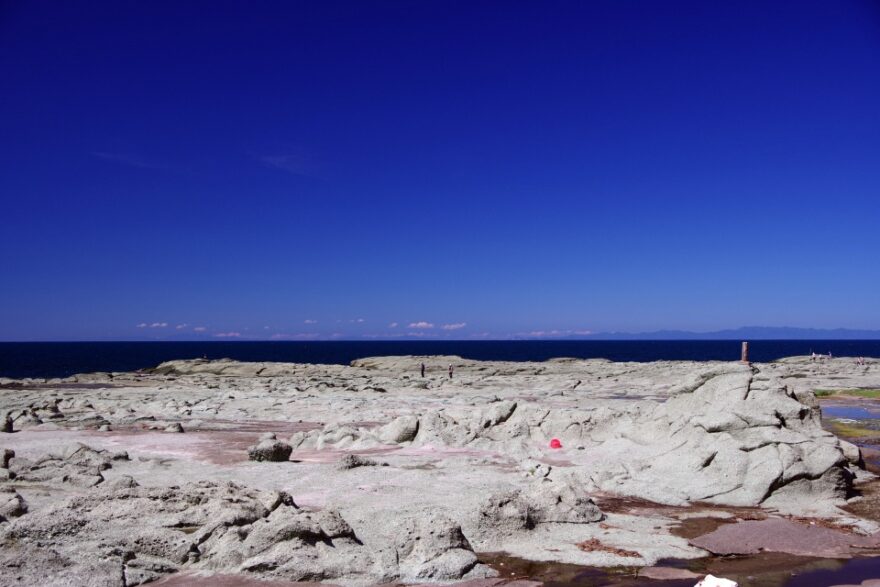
(549, 438), (562, 449)
(689, 518), (880, 558)
(640, 567), (701, 581)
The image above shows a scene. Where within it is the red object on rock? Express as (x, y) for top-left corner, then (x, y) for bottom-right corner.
(549, 438), (562, 449)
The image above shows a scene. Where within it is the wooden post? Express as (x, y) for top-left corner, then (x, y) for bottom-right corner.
(741, 341), (749, 364)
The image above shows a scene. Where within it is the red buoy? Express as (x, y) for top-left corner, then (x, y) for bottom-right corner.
(549, 438), (562, 449)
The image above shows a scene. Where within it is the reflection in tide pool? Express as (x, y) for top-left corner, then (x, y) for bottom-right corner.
(822, 405), (880, 420)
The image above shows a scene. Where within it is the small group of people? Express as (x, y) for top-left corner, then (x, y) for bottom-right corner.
(809, 352), (871, 365)
(420, 362), (454, 379)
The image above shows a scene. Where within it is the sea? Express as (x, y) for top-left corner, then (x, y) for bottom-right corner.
(1, 339), (879, 379)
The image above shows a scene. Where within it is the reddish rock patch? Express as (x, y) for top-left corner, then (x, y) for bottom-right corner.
(576, 538), (640, 558)
(638, 566), (701, 581)
(690, 518), (880, 558)
(670, 516), (738, 540)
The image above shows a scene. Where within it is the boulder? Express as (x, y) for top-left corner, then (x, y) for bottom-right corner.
(247, 439), (292, 462)
(0, 489), (27, 521)
(378, 415), (419, 443)
(840, 439), (864, 469)
(337, 454), (378, 470)
(107, 475), (139, 490)
(392, 512), (490, 581)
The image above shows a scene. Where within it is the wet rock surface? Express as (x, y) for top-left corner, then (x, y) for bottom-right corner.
(689, 517), (880, 557)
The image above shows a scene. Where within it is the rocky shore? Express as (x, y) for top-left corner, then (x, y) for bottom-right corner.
(1, 355), (879, 586)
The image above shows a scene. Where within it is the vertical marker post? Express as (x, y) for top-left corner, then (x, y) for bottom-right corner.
(741, 341), (750, 364)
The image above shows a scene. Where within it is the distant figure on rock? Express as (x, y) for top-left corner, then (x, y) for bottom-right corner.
(420, 363), (425, 378)
(448, 364), (454, 379)
(2, 413), (12, 433)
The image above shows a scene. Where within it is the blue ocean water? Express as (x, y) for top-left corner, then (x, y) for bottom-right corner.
(822, 405), (880, 420)
(1, 340), (879, 380)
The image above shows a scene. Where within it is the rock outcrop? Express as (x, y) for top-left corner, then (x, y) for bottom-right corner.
(1, 355), (877, 584)
(9, 443), (128, 488)
(465, 477), (604, 547)
(0, 478), (492, 586)
(281, 366), (852, 510)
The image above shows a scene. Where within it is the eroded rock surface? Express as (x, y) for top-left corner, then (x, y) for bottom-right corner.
(0, 355), (878, 584)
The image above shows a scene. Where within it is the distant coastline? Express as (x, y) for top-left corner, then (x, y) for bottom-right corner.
(547, 326), (880, 341)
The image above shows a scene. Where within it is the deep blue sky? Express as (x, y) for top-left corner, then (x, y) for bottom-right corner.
(2, 1), (879, 341)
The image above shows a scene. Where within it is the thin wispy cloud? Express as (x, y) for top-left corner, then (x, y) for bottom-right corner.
(259, 153), (314, 177)
(441, 322), (467, 330)
(470, 332), (493, 338)
(137, 322), (168, 328)
(388, 322), (399, 328)
(408, 321), (434, 329)
(193, 326), (207, 332)
(516, 329), (591, 338)
(526, 330), (564, 337)
(92, 151), (165, 170)
(176, 323), (188, 330)
(304, 319), (318, 324)
(214, 332), (241, 338)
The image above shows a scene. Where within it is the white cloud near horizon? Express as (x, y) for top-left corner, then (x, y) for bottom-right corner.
(408, 321), (434, 329)
(176, 323), (188, 330)
(304, 319), (318, 324)
(214, 332), (241, 338)
(441, 322), (467, 330)
(193, 326), (207, 332)
(388, 322), (398, 328)
(137, 322), (168, 328)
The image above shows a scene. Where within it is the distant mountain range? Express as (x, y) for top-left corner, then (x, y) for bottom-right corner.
(570, 327), (880, 340)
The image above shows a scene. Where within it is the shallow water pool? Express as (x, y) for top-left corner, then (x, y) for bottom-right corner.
(823, 405), (880, 420)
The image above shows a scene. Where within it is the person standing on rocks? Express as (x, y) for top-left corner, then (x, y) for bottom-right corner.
(448, 364), (454, 379)
(420, 362), (426, 378)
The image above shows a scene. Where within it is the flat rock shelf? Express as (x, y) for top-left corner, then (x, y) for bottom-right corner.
(0, 355), (879, 586)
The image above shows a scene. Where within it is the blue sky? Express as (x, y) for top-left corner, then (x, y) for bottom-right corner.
(1, 1), (879, 341)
